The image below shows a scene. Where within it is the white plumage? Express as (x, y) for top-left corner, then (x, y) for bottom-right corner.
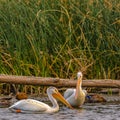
(9, 87), (73, 113)
(64, 72), (86, 107)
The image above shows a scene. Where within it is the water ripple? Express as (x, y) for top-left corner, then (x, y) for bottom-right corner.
(0, 102), (120, 120)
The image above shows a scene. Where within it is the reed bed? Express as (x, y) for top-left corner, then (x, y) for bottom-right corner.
(0, 0), (120, 94)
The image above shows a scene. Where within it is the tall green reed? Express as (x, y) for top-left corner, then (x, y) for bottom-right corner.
(0, 0), (119, 80)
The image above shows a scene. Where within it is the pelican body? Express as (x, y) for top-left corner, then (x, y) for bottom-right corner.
(9, 87), (73, 113)
(64, 72), (86, 107)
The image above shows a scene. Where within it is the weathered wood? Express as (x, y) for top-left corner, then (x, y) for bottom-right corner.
(0, 74), (120, 88)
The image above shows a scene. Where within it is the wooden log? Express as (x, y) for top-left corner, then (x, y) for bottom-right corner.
(0, 74), (120, 88)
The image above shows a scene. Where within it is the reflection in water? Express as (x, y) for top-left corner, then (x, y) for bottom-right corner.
(0, 102), (120, 120)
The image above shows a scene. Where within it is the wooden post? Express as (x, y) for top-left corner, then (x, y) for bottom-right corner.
(0, 74), (120, 88)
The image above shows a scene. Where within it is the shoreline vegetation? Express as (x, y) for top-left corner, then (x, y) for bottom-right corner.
(0, 0), (120, 94)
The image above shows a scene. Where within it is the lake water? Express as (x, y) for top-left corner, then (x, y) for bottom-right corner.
(0, 101), (120, 120)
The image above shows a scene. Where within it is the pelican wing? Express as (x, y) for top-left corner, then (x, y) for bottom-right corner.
(9, 99), (49, 113)
(64, 89), (75, 99)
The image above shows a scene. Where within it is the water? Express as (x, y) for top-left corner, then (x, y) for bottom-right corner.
(0, 102), (120, 120)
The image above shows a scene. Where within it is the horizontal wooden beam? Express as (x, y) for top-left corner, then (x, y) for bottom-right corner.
(0, 74), (120, 88)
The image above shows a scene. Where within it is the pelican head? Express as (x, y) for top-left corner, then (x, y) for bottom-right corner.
(47, 87), (73, 109)
(75, 71), (83, 99)
(77, 71), (83, 79)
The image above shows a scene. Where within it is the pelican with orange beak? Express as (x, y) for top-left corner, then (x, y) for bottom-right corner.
(9, 87), (73, 113)
(64, 72), (86, 107)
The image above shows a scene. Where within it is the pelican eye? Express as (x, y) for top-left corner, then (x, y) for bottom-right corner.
(54, 89), (58, 93)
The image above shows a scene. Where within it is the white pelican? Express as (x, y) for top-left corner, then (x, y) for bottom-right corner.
(64, 72), (86, 107)
(9, 87), (73, 113)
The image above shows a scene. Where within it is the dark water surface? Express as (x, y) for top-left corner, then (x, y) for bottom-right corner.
(0, 102), (120, 120)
